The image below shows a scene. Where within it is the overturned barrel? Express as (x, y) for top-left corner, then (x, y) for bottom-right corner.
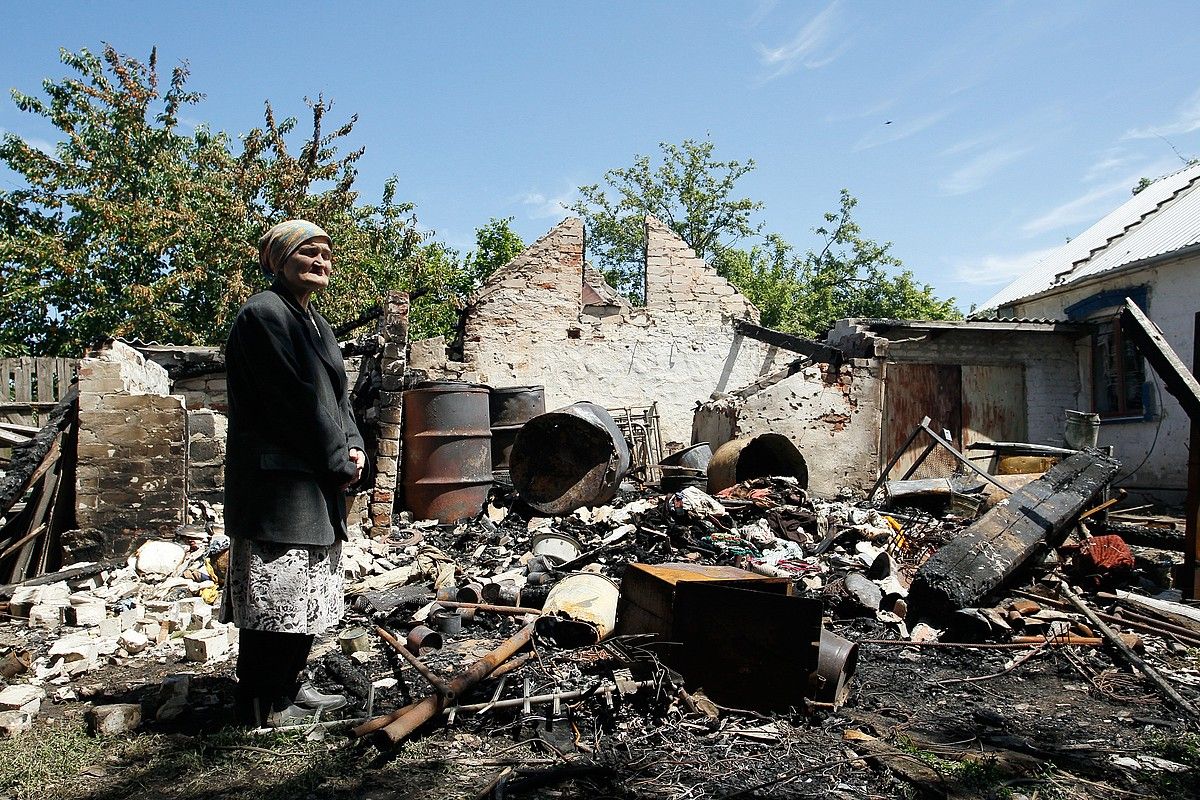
(510, 402), (631, 515)
(402, 382), (492, 524)
(707, 433), (808, 494)
(489, 385), (546, 474)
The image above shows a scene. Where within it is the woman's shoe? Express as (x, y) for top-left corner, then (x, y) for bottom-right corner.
(293, 682), (348, 713)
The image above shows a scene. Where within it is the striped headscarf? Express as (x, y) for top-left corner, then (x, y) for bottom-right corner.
(258, 219), (331, 278)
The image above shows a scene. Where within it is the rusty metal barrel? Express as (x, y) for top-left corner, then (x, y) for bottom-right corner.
(707, 433), (808, 494)
(402, 382), (492, 524)
(488, 385), (545, 473)
(510, 402), (631, 515)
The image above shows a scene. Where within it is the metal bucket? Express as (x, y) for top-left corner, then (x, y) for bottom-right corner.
(810, 628), (858, 706)
(660, 466), (707, 494)
(530, 532), (582, 566)
(402, 383), (493, 524)
(489, 385), (546, 473)
(659, 442), (713, 473)
(1064, 409), (1100, 450)
(707, 433), (809, 494)
(535, 573), (620, 647)
(510, 402), (631, 515)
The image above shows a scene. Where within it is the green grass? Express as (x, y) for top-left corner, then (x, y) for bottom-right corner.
(0, 719), (104, 799)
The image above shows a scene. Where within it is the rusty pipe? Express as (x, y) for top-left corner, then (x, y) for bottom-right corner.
(350, 699), (420, 739)
(376, 626), (454, 700)
(434, 600), (542, 616)
(374, 623), (535, 747)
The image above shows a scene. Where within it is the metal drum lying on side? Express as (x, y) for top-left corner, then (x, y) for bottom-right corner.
(488, 385), (546, 473)
(510, 401), (631, 515)
(706, 433), (808, 494)
(402, 382), (492, 524)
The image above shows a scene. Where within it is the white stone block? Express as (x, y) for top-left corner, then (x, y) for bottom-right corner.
(86, 703), (141, 736)
(134, 541), (187, 579)
(62, 603), (107, 627)
(119, 629), (151, 655)
(0, 710), (33, 737)
(49, 633), (98, 663)
(28, 605), (63, 629)
(0, 684), (45, 714)
(183, 629), (228, 662)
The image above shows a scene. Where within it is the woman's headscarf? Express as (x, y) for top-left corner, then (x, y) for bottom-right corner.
(258, 219), (331, 278)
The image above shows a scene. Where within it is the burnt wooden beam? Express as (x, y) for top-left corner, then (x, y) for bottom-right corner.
(1120, 299), (1200, 421)
(909, 449), (1121, 616)
(733, 320), (842, 365)
(333, 304), (383, 338)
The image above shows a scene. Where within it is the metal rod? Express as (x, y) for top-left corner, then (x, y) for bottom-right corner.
(868, 416), (928, 501)
(443, 680), (655, 715)
(434, 600), (541, 616)
(918, 420), (1011, 493)
(375, 625), (453, 700)
(1058, 582), (1200, 721)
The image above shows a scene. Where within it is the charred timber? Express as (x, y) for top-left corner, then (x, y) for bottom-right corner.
(908, 449), (1121, 616)
(732, 320), (843, 366)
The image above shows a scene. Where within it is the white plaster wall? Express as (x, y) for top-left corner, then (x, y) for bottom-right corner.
(1014, 256), (1199, 497)
(729, 360), (883, 496)
(417, 217), (792, 449)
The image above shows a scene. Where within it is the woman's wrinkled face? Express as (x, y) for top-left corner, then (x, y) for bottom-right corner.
(278, 236), (333, 297)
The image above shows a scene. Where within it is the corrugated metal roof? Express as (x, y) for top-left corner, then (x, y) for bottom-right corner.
(976, 163), (1200, 312)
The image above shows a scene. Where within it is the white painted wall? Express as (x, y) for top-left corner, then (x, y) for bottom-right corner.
(1013, 254), (1199, 499)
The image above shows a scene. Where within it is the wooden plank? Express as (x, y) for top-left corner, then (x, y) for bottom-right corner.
(12, 358), (32, 403)
(5, 461), (59, 582)
(909, 450), (1122, 614)
(961, 364), (1026, 448)
(34, 358), (53, 402)
(1120, 299), (1200, 421)
(882, 362), (962, 480)
(0, 360), (11, 402)
(0, 429), (29, 447)
(0, 422), (40, 435)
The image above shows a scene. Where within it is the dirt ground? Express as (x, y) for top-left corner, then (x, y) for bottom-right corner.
(3, 604), (1199, 800)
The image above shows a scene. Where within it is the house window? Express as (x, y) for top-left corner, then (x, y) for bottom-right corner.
(1064, 285), (1151, 421)
(1091, 313), (1145, 418)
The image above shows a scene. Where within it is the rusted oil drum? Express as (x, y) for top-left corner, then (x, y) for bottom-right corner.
(510, 402), (631, 515)
(707, 433), (808, 494)
(402, 382), (492, 524)
(488, 385), (546, 472)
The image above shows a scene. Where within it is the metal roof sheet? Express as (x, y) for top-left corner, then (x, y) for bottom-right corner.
(976, 163), (1200, 312)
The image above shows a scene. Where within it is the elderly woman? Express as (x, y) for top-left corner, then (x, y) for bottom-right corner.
(222, 219), (367, 727)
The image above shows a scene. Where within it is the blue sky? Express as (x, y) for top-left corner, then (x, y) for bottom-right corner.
(3, 1), (1200, 311)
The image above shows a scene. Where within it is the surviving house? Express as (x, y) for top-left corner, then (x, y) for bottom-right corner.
(975, 162), (1200, 503)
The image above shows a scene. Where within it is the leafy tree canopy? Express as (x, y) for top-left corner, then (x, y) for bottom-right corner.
(573, 139), (959, 337)
(0, 45), (477, 355)
(715, 190), (959, 338)
(571, 138), (761, 302)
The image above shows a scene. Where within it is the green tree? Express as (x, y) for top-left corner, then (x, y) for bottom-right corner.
(464, 216), (524, 285)
(716, 190), (959, 337)
(571, 138), (762, 302)
(0, 45), (450, 355)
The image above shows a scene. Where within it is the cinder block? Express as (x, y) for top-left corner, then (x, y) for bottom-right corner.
(183, 629), (229, 662)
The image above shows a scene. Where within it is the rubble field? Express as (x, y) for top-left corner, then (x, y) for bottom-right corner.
(2, 473), (1199, 800)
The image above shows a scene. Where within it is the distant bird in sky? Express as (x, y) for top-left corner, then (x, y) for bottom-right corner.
(885, 120), (893, 125)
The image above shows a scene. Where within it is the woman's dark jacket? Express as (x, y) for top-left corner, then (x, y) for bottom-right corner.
(223, 284), (365, 546)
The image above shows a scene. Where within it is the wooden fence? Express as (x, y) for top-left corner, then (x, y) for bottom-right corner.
(1, 357), (79, 427)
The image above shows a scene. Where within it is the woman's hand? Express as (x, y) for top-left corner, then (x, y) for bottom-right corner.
(345, 448), (367, 489)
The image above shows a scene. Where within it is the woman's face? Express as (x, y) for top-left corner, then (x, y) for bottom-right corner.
(278, 237), (333, 298)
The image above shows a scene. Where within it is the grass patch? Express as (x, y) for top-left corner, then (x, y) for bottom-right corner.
(0, 719), (104, 799)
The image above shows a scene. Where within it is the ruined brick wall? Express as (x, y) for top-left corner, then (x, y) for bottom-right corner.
(369, 292), (409, 536)
(417, 217), (788, 449)
(693, 359), (884, 496)
(76, 341), (188, 539)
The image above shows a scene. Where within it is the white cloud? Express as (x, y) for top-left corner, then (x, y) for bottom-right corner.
(952, 246), (1057, 287)
(755, 1), (843, 80)
(852, 109), (949, 151)
(1125, 86), (1200, 140)
(518, 190), (576, 220)
(939, 145), (1031, 196)
(1082, 149), (1134, 182)
(744, 0), (779, 29)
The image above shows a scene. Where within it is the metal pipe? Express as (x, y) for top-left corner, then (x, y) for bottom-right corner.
(372, 623), (535, 746)
(443, 680), (654, 715)
(375, 626), (453, 700)
(1059, 582), (1200, 721)
(434, 600), (541, 616)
